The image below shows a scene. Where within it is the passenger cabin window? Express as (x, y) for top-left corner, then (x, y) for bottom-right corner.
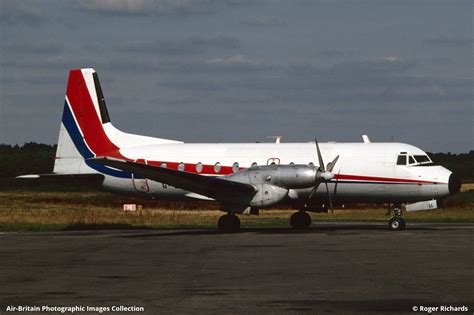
(160, 163), (167, 168)
(232, 162), (239, 173)
(178, 163), (185, 171)
(214, 162), (221, 173)
(251, 162), (258, 167)
(396, 155), (407, 165)
(196, 162), (203, 173)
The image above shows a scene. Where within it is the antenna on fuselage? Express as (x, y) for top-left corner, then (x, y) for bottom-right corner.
(362, 134), (371, 143)
(268, 136), (282, 144)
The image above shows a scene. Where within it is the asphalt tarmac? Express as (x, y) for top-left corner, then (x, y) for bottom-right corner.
(1, 222), (473, 314)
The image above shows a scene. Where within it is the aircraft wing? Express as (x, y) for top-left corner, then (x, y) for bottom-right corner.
(89, 157), (257, 204)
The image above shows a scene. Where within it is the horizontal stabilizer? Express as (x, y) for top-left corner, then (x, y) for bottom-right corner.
(16, 173), (105, 184)
(89, 157), (256, 204)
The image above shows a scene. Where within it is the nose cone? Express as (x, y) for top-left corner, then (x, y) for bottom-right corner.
(448, 173), (461, 195)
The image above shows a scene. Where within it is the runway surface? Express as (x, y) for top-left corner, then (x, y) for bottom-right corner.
(1, 222), (473, 314)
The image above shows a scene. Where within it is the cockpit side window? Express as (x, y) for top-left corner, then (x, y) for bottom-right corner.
(397, 155), (407, 165)
(408, 156), (416, 164)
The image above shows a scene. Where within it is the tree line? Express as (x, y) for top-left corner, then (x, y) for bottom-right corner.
(0, 143), (57, 178)
(1, 143), (473, 182)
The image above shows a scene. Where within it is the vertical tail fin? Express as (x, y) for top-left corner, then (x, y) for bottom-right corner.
(54, 68), (121, 174)
(53, 68), (182, 175)
(65, 68), (120, 156)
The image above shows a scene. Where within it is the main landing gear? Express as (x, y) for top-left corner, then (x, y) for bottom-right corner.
(290, 211), (312, 229)
(218, 213), (241, 233)
(387, 204), (406, 231)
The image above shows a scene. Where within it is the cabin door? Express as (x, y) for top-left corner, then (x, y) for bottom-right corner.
(132, 159), (149, 193)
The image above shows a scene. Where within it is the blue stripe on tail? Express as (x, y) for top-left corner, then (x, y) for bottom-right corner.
(61, 100), (132, 179)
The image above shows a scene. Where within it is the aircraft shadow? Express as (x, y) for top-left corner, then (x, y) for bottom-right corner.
(62, 223), (156, 231)
(119, 223), (441, 238)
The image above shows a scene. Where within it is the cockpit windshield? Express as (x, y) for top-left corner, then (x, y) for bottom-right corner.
(396, 153), (433, 166)
(414, 155), (431, 164)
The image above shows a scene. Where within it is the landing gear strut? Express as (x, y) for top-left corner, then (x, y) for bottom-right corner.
(290, 211), (312, 229)
(387, 204), (405, 231)
(218, 213), (241, 233)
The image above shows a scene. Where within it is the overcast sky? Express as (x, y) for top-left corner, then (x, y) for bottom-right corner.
(0, 0), (472, 152)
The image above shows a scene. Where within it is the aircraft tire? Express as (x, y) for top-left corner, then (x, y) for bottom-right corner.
(218, 214), (241, 233)
(388, 217), (405, 231)
(290, 211), (311, 229)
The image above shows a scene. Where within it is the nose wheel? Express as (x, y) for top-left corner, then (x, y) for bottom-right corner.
(290, 211), (312, 229)
(388, 217), (406, 230)
(387, 204), (406, 231)
(218, 213), (241, 233)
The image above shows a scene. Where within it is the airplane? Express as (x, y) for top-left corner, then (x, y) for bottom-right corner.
(18, 68), (461, 232)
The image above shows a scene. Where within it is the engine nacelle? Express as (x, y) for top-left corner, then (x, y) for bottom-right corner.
(249, 184), (289, 207)
(227, 164), (317, 189)
(224, 164), (319, 208)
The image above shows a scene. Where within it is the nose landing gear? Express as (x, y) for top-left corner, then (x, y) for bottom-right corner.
(388, 217), (406, 230)
(387, 204), (406, 231)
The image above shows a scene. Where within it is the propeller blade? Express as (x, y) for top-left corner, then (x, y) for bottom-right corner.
(307, 138), (337, 212)
(308, 180), (322, 201)
(324, 181), (334, 212)
(315, 138), (325, 172)
(333, 169), (340, 198)
(326, 155), (339, 173)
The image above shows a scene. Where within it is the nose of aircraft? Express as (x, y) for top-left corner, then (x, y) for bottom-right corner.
(448, 173), (461, 195)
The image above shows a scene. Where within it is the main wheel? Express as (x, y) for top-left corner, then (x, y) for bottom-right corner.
(218, 214), (241, 233)
(290, 211), (312, 229)
(388, 217), (405, 231)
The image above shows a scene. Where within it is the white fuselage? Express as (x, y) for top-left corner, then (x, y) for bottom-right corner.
(100, 141), (452, 205)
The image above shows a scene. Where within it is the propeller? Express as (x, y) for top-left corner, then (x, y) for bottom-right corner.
(305, 139), (339, 212)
